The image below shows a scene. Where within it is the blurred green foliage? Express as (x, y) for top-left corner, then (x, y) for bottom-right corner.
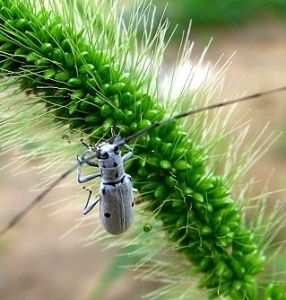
(155, 0), (286, 28)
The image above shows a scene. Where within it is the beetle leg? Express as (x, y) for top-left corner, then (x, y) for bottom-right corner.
(122, 151), (133, 162)
(84, 159), (98, 167)
(78, 173), (101, 183)
(122, 143), (133, 162)
(83, 189), (100, 215)
(77, 155), (101, 183)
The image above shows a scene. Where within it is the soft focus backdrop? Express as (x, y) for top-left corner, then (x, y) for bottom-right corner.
(1, 1), (286, 299)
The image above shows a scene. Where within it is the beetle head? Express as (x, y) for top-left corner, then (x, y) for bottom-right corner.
(96, 142), (122, 168)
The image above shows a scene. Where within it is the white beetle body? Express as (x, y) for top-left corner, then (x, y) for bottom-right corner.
(77, 140), (135, 235)
(99, 175), (134, 235)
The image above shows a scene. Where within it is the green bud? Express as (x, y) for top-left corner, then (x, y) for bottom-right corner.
(138, 167), (148, 177)
(201, 226), (212, 236)
(85, 115), (99, 124)
(26, 52), (39, 63)
(173, 160), (189, 170)
(232, 260), (245, 278)
(165, 177), (177, 188)
(121, 92), (133, 107)
(102, 118), (114, 132)
(176, 216), (186, 228)
(161, 143), (173, 158)
(14, 48), (26, 56)
(138, 119), (152, 129)
(145, 109), (159, 120)
(141, 94), (152, 112)
(36, 58), (49, 66)
(98, 64), (110, 79)
(199, 257), (211, 272)
(79, 64), (95, 74)
(55, 71), (70, 82)
(154, 185), (167, 199)
(52, 48), (64, 62)
(182, 186), (193, 195)
(159, 160), (171, 170)
(206, 203), (213, 213)
(143, 223), (152, 233)
(149, 137), (161, 150)
(129, 122), (137, 132)
(100, 104), (113, 118)
(212, 197), (233, 209)
(193, 192), (204, 203)
(245, 281), (257, 300)
(0, 7), (12, 19)
(51, 23), (63, 41)
(172, 147), (186, 159)
(108, 82), (126, 94)
(64, 52), (75, 68)
(218, 225), (230, 235)
(61, 38), (72, 52)
(15, 18), (27, 31)
(71, 90), (85, 100)
(93, 96), (105, 106)
(69, 101), (78, 115)
(41, 43), (53, 54)
(141, 181), (160, 192)
(147, 155), (160, 167)
(68, 77), (83, 87)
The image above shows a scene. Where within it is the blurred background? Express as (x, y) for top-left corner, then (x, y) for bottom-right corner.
(1, 1), (286, 299)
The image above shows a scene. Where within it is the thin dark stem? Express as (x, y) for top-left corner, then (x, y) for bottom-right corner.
(0, 165), (76, 237)
(0, 154), (96, 238)
(119, 86), (286, 145)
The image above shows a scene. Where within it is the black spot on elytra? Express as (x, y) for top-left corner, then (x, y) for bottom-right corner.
(104, 213), (110, 218)
(113, 162), (118, 167)
(115, 172), (118, 177)
(132, 202), (134, 207)
(102, 186), (106, 195)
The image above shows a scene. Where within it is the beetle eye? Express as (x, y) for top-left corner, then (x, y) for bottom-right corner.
(102, 152), (109, 159)
(113, 146), (119, 154)
(96, 149), (109, 159)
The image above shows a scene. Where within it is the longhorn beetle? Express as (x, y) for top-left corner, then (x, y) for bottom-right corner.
(1, 86), (286, 237)
(76, 134), (137, 235)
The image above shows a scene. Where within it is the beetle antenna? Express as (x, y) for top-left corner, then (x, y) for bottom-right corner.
(110, 126), (116, 137)
(2, 86), (286, 237)
(80, 138), (91, 148)
(117, 85), (286, 146)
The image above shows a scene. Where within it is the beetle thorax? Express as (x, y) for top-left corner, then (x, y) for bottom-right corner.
(96, 142), (125, 183)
